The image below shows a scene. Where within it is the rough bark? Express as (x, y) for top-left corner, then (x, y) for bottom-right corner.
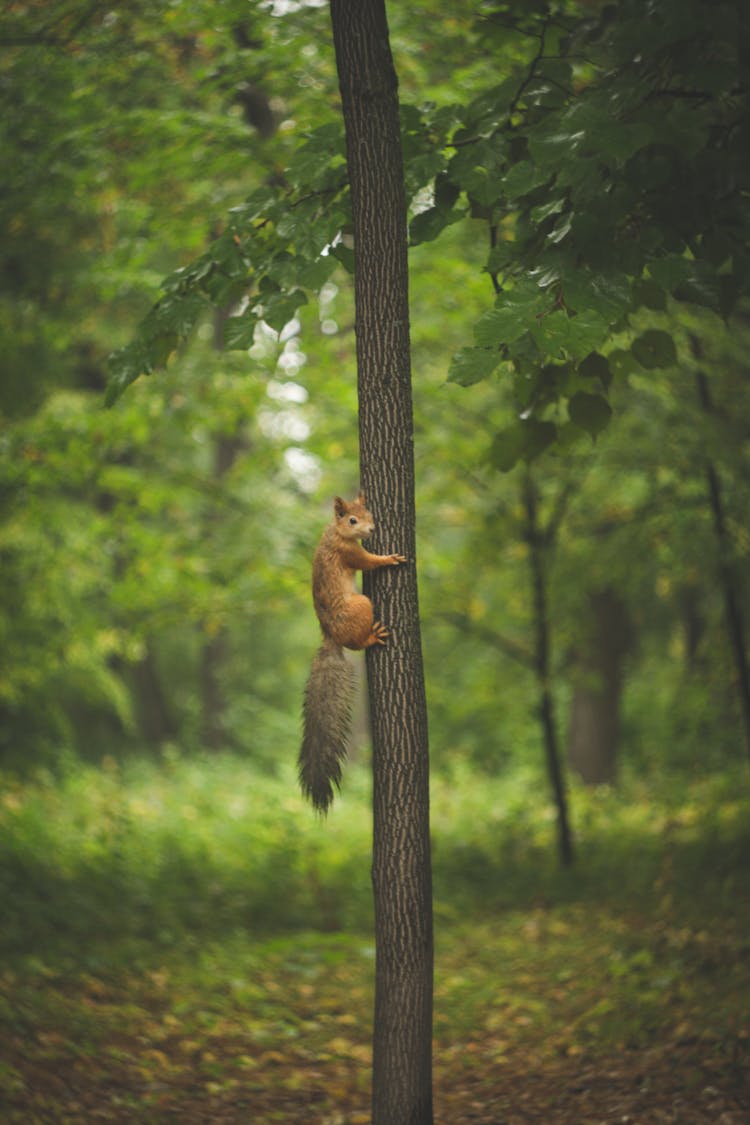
(567, 589), (631, 786)
(330, 1), (433, 1122)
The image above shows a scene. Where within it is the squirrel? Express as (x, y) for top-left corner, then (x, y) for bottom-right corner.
(299, 493), (406, 813)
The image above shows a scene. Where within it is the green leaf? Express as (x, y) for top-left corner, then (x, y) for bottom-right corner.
(568, 391), (612, 437)
(223, 311), (258, 350)
(147, 332), (178, 369)
(296, 254), (338, 290)
(625, 151), (672, 194)
(564, 270), (631, 324)
(434, 172), (460, 208)
(648, 255), (693, 292)
(144, 294), (206, 340)
(699, 229), (733, 269)
(631, 279), (667, 311)
(409, 204), (463, 246)
(486, 240), (514, 274)
(163, 255), (214, 295)
(257, 289), (308, 334)
(630, 329), (677, 369)
(522, 59), (573, 110)
(400, 103), (424, 134)
(490, 419), (557, 472)
(447, 137), (507, 207)
(527, 104), (592, 166)
(448, 347), (502, 386)
(210, 232), (250, 279)
(275, 205), (336, 258)
(474, 284), (546, 347)
(105, 341), (150, 406)
(502, 161), (551, 201)
(229, 187), (280, 225)
(531, 197), (566, 224)
(331, 243), (354, 274)
(531, 308), (609, 359)
(672, 263), (722, 312)
(489, 424), (527, 472)
(547, 215), (572, 245)
(579, 351), (612, 387)
(285, 124), (346, 191)
(607, 347), (641, 379)
(594, 121), (653, 162)
(461, 79), (516, 133)
(404, 151), (445, 197)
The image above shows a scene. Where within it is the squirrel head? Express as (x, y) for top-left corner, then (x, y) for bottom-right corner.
(333, 494), (374, 540)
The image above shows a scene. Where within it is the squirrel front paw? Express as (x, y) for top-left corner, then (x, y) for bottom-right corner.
(369, 621), (390, 645)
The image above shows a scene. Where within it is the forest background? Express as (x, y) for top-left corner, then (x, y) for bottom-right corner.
(1, 0), (749, 1121)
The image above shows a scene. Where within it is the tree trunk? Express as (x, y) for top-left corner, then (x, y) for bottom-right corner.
(679, 584), (705, 671)
(330, 2), (433, 1122)
(694, 365), (750, 767)
(196, 308), (247, 752)
(199, 629), (229, 752)
(567, 589), (631, 785)
(522, 471), (574, 866)
(131, 644), (175, 745)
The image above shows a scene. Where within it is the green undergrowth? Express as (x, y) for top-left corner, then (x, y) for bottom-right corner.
(1, 751), (748, 964)
(1, 753), (749, 1121)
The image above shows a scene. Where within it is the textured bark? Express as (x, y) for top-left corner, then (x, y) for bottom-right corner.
(522, 471), (574, 867)
(330, 1), (433, 1122)
(567, 589), (631, 786)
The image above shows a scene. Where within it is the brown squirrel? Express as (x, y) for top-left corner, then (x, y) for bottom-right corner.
(299, 493), (406, 812)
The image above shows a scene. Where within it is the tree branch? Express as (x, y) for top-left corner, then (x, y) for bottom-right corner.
(438, 610), (533, 669)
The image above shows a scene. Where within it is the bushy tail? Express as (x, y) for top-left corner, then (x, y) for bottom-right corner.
(299, 641), (356, 813)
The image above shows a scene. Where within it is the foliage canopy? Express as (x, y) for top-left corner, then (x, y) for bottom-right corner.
(108, 0), (750, 468)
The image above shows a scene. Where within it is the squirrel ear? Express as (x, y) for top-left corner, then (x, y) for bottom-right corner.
(333, 496), (347, 518)
(357, 491), (367, 505)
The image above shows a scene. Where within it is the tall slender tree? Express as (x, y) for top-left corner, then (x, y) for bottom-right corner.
(522, 470), (574, 866)
(693, 357), (750, 766)
(330, 1), (433, 1121)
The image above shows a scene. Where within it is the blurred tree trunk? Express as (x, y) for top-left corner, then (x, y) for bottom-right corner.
(330, 1), (433, 1122)
(679, 584), (705, 670)
(199, 628), (229, 752)
(198, 307), (245, 752)
(131, 644), (176, 744)
(694, 359), (750, 767)
(98, 468), (176, 747)
(522, 470), (574, 866)
(567, 588), (631, 785)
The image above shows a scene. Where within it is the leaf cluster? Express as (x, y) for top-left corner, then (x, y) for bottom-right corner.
(107, 143), (351, 403)
(420, 0), (750, 465)
(110, 0), (750, 476)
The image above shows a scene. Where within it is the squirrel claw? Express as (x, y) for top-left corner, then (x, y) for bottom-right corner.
(371, 621), (390, 645)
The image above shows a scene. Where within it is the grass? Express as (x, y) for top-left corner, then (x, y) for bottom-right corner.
(1, 752), (749, 1121)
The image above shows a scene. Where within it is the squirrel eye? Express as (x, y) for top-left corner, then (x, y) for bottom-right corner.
(349, 517), (357, 526)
